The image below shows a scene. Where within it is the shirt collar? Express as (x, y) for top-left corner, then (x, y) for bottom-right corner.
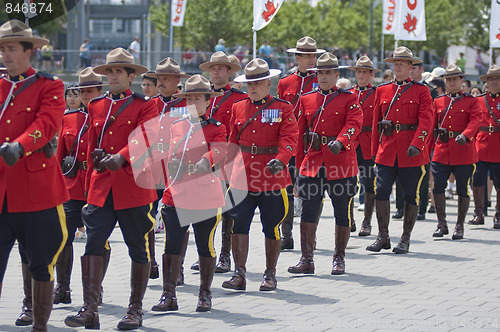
(251, 96), (269, 105)
(162, 95), (176, 102)
(108, 89), (132, 100)
(213, 85), (230, 93)
(296, 70), (313, 78)
(448, 92), (462, 98)
(393, 78), (412, 86)
(356, 84), (372, 91)
(6, 67), (36, 82)
(320, 87), (336, 95)
(489, 92), (500, 98)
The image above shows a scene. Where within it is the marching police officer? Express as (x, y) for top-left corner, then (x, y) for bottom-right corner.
(469, 65), (500, 229)
(288, 52), (362, 275)
(431, 64), (482, 239)
(0, 20), (69, 331)
(222, 58), (298, 291)
(347, 56), (380, 236)
(64, 48), (158, 330)
(199, 51), (247, 273)
(277, 36), (325, 250)
(368, 46), (433, 254)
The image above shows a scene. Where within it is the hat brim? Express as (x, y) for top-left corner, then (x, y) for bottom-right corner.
(441, 73), (466, 79)
(384, 57), (422, 65)
(199, 61), (241, 72)
(173, 90), (223, 98)
(233, 69), (282, 83)
(347, 65), (381, 73)
(307, 65), (348, 71)
(479, 73), (500, 81)
(69, 82), (107, 90)
(148, 71), (190, 78)
(287, 48), (326, 54)
(0, 36), (49, 49)
(93, 63), (149, 75)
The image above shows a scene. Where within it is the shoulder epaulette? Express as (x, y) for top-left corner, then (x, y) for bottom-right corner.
(338, 88), (353, 94)
(279, 73), (293, 80)
(463, 93), (473, 98)
(132, 92), (147, 101)
(234, 97), (249, 104)
(436, 93), (447, 99)
(477, 93), (486, 97)
(377, 81), (392, 87)
(36, 71), (57, 80)
(230, 87), (246, 94)
(172, 117), (188, 125)
(414, 81), (426, 86)
(207, 118), (222, 126)
(371, 86), (377, 91)
(89, 95), (106, 104)
(302, 90), (317, 96)
(274, 97), (291, 105)
(64, 109), (80, 115)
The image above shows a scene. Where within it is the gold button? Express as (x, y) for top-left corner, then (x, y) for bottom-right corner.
(6, 120), (11, 124)
(66, 131), (70, 134)
(396, 109), (399, 111)
(143, 168), (146, 172)
(13, 84), (17, 89)
(27, 107), (31, 111)
(81, 139), (84, 143)
(449, 126), (452, 128)
(53, 96), (57, 99)
(251, 156), (254, 159)
(448, 116), (451, 118)
(188, 160), (192, 163)
(113, 102), (117, 105)
(42, 163), (46, 167)
(5, 137), (10, 141)
(254, 118), (257, 121)
(202, 141), (206, 144)
(410, 101), (413, 103)
(82, 152), (85, 155)
(186, 148), (190, 151)
(160, 126), (164, 129)
(109, 131), (113, 135)
(128, 121), (131, 124)
(10, 103), (13, 106)
(212, 179), (215, 183)
(253, 130), (256, 133)
(321, 119), (324, 122)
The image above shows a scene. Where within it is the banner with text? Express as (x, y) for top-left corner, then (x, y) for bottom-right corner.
(171, 0), (187, 27)
(490, 0), (500, 48)
(382, 0), (396, 35)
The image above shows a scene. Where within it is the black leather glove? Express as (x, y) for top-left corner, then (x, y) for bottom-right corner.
(267, 159), (285, 175)
(455, 134), (468, 146)
(407, 145), (421, 157)
(194, 157), (211, 174)
(100, 153), (126, 171)
(0, 142), (24, 166)
(327, 140), (343, 155)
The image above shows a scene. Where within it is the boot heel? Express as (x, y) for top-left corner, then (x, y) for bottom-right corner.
(85, 322), (100, 329)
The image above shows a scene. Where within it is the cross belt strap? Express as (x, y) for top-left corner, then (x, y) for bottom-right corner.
(383, 82), (414, 119)
(236, 98), (276, 140)
(210, 90), (234, 116)
(291, 74), (317, 107)
(0, 75), (39, 111)
(483, 95), (500, 127)
(98, 95), (135, 145)
(308, 91), (340, 129)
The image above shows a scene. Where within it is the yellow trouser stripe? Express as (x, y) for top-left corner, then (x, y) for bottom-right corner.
(467, 163), (477, 197)
(104, 240), (110, 251)
(144, 203), (156, 262)
(274, 188), (289, 240)
(49, 204), (68, 282)
(415, 165), (426, 206)
(208, 208), (222, 257)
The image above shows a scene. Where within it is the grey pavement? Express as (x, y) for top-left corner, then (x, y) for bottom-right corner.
(1, 194), (500, 332)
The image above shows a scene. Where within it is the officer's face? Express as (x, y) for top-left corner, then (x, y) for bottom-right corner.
(296, 54), (317, 72)
(445, 76), (463, 94)
(106, 67), (135, 94)
(317, 69), (339, 90)
(0, 42), (31, 76)
(186, 93), (209, 116)
(80, 87), (102, 107)
(157, 75), (180, 97)
(355, 68), (374, 87)
(210, 65), (232, 88)
(392, 60), (412, 80)
(410, 65), (424, 81)
(486, 76), (500, 94)
(247, 79), (271, 101)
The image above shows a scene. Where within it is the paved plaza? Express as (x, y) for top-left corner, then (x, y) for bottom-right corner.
(1, 195), (499, 331)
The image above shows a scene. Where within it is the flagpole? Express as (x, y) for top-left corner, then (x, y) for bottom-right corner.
(381, 33), (385, 67)
(253, 30), (257, 59)
(489, 47), (493, 67)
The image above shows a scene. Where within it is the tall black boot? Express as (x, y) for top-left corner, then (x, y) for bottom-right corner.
(117, 262), (150, 330)
(281, 198), (294, 250)
(366, 200), (391, 252)
(359, 193), (375, 236)
(393, 203), (418, 254)
(152, 254), (182, 311)
(196, 256), (216, 311)
(432, 193), (449, 237)
(31, 280), (54, 332)
(15, 263), (33, 326)
(99, 247), (111, 305)
(453, 196), (470, 240)
(148, 231), (159, 279)
(216, 214), (233, 272)
(53, 245), (73, 304)
(469, 186), (485, 225)
(332, 225), (350, 275)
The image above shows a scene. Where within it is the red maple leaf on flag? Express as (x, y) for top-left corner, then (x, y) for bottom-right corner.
(385, 24), (392, 31)
(403, 13), (418, 36)
(262, 1), (277, 22)
(496, 33), (500, 40)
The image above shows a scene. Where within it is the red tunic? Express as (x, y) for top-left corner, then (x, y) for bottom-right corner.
(371, 80), (433, 167)
(162, 116), (227, 209)
(0, 68), (69, 212)
(296, 88), (363, 180)
(349, 85), (376, 160)
(431, 93), (481, 165)
(277, 71), (319, 117)
(56, 108), (90, 201)
(476, 93), (500, 163)
(227, 96), (298, 192)
(206, 85), (247, 139)
(85, 89), (158, 209)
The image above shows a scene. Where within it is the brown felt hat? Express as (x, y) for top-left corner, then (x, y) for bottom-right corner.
(93, 48), (148, 75)
(480, 65), (500, 81)
(347, 56), (381, 72)
(149, 57), (190, 78)
(199, 51), (241, 72)
(0, 20), (49, 48)
(233, 58), (281, 83)
(173, 74), (223, 98)
(287, 36), (325, 54)
(384, 46), (422, 65)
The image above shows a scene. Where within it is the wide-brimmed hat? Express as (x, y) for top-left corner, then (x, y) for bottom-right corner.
(347, 56), (381, 72)
(308, 52), (341, 71)
(93, 48), (148, 75)
(234, 58), (281, 83)
(173, 74), (223, 98)
(199, 51), (241, 72)
(287, 36), (325, 54)
(480, 65), (500, 81)
(384, 46), (422, 65)
(148, 57), (190, 78)
(441, 64), (465, 79)
(0, 20), (49, 49)
(69, 67), (106, 90)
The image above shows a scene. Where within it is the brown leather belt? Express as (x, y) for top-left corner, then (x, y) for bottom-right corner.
(240, 144), (278, 155)
(361, 126), (372, 132)
(394, 123), (418, 132)
(479, 125), (500, 133)
(446, 131), (462, 138)
(78, 160), (88, 171)
(319, 135), (337, 145)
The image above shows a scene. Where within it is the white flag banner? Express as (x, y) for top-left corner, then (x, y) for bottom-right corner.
(253, 0), (284, 31)
(490, 0), (500, 48)
(394, 0), (427, 41)
(171, 0), (187, 27)
(382, 0), (396, 35)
